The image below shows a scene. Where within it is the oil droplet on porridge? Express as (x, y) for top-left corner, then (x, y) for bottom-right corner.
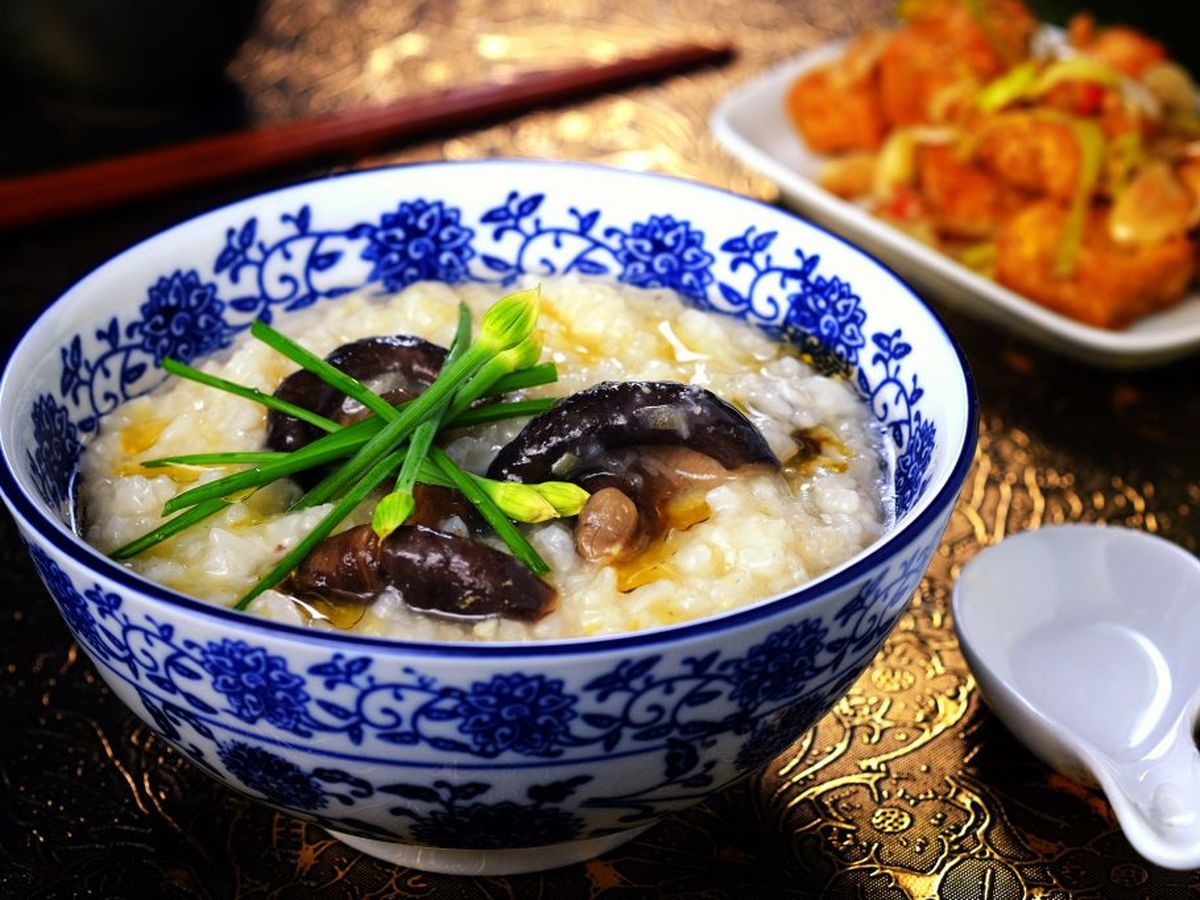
(614, 494), (713, 592)
(119, 416), (168, 454)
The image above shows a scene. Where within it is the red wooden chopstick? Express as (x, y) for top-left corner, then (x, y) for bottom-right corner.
(0, 41), (734, 230)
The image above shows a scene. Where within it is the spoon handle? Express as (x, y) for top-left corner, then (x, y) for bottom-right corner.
(1099, 729), (1200, 870)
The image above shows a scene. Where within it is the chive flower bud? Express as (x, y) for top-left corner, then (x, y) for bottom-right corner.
(476, 286), (542, 353)
(479, 479), (558, 523)
(532, 481), (590, 516)
(495, 331), (544, 374)
(371, 490), (415, 540)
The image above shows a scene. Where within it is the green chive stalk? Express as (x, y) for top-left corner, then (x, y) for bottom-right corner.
(428, 447), (549, 574)
(295, 287), (542, 510)
(371, 304), (472, 539)
(443, 397), (554, 427)
(250, 319), (397, 421)
(143, 451), (290, 468)
(485, 362), (557, 396)
(445, 332), (544, 422)
(121, 451), (586, 560)
(154, 359), (556, 454)
(163, 358), (340, 434)
(141, 398), (556, 474)
(118, 287), (558, 580)
(161, 426), (368, 514)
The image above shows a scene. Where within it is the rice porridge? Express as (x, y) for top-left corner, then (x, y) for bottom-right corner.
(81, 277), (891, 641)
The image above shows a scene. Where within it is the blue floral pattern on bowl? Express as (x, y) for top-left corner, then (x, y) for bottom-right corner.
(137, 270), (232, 365)
(25, 523), (938, 846)
(784, 273), (867, 365)
(361, 199), (476, 290)
(28, 394), (80, 510)
(201, 639), (312, 733)
(29, 189), (934, 519)
(613, 214), (714, 300)
(454, 673), (577, 756)
(27, 531), (932, 756)
(385, 777), (592, 849)
(219, 740), (329, 811)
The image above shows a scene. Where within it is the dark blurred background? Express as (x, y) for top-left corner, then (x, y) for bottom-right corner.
(0, 0), (1197, 178)
(0, 0), (261, 173)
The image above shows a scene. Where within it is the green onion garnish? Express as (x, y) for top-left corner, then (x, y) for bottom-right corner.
(412, 460), (583, 523)
(162, 358), (339, 434)
(250, 319), (397, 422)
(486, 362), (557, 395)
(442, 397), (555, 427)
(142, 451), (290, 468)
(140, 398), (555, 472)
(372, 303), (473, 539)
(295, 288), (543, 510)
(445, 332), (544, 422)
(428, 447), (549, 575)
(112, 285), (579, 603)
(161, 426), (366, 514)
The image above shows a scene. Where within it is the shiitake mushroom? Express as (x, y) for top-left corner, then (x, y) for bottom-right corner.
(488, 381), (780, 564)
(266, 335), (447, 455)
(290, 524), (556, 622)
(288, 379), (777, 621)
(487, 381), (778, 482)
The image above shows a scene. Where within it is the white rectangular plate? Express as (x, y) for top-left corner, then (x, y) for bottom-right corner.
(711, 40), (1200, 369)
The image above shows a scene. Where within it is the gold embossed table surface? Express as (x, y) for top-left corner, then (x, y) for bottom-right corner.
(3, 1), (1200, 897)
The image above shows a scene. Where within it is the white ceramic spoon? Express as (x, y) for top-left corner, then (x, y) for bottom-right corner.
(953, 524), (1200, 870)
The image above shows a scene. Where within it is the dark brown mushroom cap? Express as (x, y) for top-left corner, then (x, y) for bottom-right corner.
(485, 381), (780, 484)
(289, 524), (556, 622)
(266, 335), (447, 454)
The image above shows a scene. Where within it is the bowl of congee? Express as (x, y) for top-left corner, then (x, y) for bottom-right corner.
(0, 161), (976, 875)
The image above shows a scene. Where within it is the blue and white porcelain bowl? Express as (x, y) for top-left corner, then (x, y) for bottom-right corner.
(0, 161), (976, 875)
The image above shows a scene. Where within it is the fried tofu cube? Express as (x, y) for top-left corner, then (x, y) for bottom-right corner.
(975, 117), (1082, 201)
(879, 0), (1036, 126)
(995, 201), (1194, 328)
(916, 143), (1026, 238)
(787, 65), (886, 153)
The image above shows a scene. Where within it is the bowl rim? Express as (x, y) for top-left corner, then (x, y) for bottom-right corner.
(0, 158), (978, 658)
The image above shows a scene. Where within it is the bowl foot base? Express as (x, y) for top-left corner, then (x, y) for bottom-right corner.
(328, 826), (651, 875)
